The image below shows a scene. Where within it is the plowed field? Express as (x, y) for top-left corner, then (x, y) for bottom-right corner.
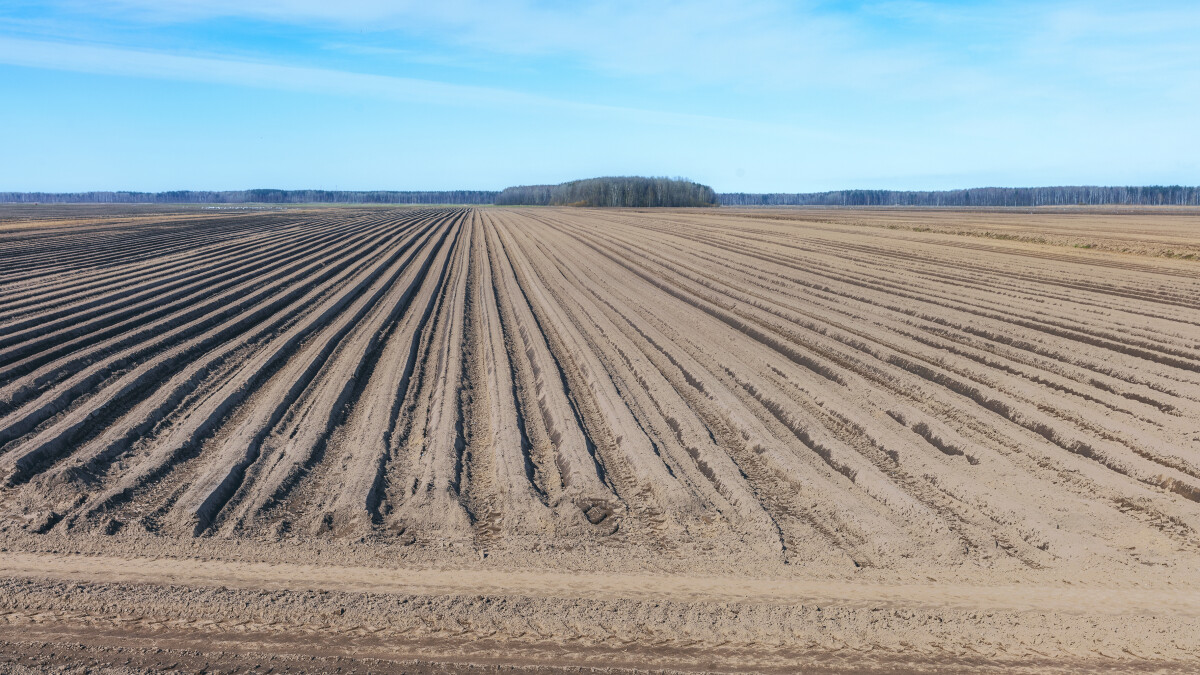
(1, 205), (1198, 673)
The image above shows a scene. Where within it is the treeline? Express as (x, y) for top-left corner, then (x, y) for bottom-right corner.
(9, 184), (1197, 207)
(0, 190), (499, 204)
(496, 176), (719, 207)
(719, 185), (1200, 207)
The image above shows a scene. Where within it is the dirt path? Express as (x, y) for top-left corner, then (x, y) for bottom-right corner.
(1, 550), (1197, 614)
(1, 547), (1198, 673)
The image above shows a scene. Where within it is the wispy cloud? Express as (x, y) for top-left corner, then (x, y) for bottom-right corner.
(41, 0), (921, 90)
(35, 0), (1200, 102)
(0, 36), (529, 106)
(0, 36), (839, 139)
(319, 41), (508, 72)
(4, 1), (1198, 191)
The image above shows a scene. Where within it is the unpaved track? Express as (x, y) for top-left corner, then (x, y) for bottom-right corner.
(1, 205), (1199, 672)
(3, 550), (1198, 614)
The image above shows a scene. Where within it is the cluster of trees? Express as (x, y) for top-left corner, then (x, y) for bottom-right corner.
(0, 190), (499, 204)
(9, 184), (1198, 208)
(719, 185), (1200, 207)
(496, 176), (719, 207)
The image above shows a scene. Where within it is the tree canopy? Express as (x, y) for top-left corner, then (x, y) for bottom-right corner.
(719, 185), (1200, 207)
(7, 184), (1197, 208)
(496, 176), (719, 207)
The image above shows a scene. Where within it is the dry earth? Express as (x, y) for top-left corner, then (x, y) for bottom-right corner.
(729, 205), (1200, 259)
(0, 205), (1198, 672)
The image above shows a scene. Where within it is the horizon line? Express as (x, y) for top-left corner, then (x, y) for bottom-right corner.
(3, 183), (1200, 196)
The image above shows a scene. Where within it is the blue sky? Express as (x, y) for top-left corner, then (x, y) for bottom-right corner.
(1, 1), (1197, 192)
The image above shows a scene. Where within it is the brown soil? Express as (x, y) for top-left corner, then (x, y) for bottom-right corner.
(1, 205), (1198, 672)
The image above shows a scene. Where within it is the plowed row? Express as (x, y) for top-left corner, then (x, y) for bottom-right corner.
(3, 204), (1200, 671)
(2, 206), (1200, 573)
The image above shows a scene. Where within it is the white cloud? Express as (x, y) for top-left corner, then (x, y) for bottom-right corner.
(5, 1), (1198, 190)
(0, 36), (526, 104)
(37, 0), (1197, 105)
(0, 35), (842, 139)
(50, 0), (922, 89)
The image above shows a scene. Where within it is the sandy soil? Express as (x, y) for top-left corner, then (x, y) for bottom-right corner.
(723, 205), (1200, 259)
(0, 205), (1198, 672)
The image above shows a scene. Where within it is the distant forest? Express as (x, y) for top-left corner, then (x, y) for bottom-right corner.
(4, 184), (1198, 207)
(0, 190), (498, 204)
(718, 185), (1200, 207)
(495, 177), (719, 207)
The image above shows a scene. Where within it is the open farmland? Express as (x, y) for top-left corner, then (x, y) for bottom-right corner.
(1, 205), (1199, 672)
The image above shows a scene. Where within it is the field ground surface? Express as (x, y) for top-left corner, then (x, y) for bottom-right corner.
(1, 204), (1198, 672)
